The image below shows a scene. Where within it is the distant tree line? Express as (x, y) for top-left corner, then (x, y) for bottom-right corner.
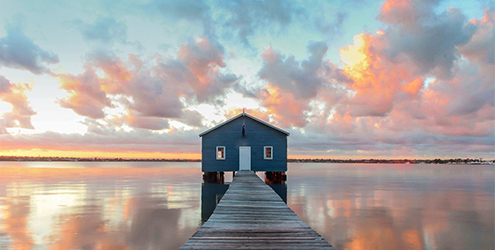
(0, 156), (493, 164)
(287, 158), (493, 164)
(0, 156), (200, 162)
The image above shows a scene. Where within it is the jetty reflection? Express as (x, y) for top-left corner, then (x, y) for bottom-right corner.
(201, 172), (287, 222)
(266, 183), (287, 203)
(201, 183), (229, 222)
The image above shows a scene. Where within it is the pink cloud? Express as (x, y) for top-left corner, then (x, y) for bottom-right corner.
(58, 69), (112, 119)
(288, 1), (493, 156)
(58, 38), (236, 129)
(251, 42), (336, 128)
(177, 38), (237, 103)
(339, 33), (420, 117)
(0, 76), (36, 134)
(460, 8), (495, 64)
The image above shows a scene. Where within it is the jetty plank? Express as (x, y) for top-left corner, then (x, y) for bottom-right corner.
(180, 171), (335, 249)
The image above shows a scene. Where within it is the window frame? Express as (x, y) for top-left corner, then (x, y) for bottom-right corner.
(216, 146), (226, 160)
(264, 146), (273, 160)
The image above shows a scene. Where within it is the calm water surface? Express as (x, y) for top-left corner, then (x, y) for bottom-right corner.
(0, 162), (493, 250)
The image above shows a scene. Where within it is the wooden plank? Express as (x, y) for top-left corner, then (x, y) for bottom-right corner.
(180, 171), (335, 249)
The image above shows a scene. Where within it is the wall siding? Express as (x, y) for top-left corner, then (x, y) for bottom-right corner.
(201, 116), (287, 172)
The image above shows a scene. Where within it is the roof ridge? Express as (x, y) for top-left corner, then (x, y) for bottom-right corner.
(198, 112), (290, 137)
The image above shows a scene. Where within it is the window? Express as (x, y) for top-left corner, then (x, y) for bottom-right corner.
(264, 146), (273, 160)
(216, 146), (226, 160)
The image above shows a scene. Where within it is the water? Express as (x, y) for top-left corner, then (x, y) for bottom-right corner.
(0, 162), (493, 250)
(286, 163), (494, 250)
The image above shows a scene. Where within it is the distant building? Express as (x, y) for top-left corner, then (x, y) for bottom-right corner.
(199, 112), (290, 172)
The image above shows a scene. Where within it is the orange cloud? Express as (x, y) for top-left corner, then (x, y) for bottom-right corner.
(401, 78), (424, 95)
(255, 43), (330, 128)
(58, 71), (111, 119)
(0, 76), (36, 133)
(177, 37), (236, 103)
(379, 0), (430, 28)
(260, 85), (308, 128)
(339, 33), (419, 116)
(58, 38), (235, 129)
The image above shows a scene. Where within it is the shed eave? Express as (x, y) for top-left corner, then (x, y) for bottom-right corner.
(198, 113), (290, 137)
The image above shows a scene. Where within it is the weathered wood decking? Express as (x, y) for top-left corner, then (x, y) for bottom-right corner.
(180, 171), (335, 249)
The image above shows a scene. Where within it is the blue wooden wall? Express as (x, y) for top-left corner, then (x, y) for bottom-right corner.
(201, 116), (287, 172)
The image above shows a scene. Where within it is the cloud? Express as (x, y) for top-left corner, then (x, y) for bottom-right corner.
(230, 41), (349, 129)
(379, 0), (477, 77)
(259, 85), (309, 128)
(100, 1), (347, 47)
(224, 107), (270, 122)
(179, 110), (204, 128)
(259, 42), (328, 99)
(0, 129), (200, 154)
(144, 0), (213, 36)
(0, 21), (59, 74)
(339, 33), (421, 116)
(177, 38), (238, 103)
(0, 75), (36, 133)
(58, 38), (237, 130)
(147, 0), (210, 21)
(0, 76), (11, 93)
(73, 17), (127, 44)
(58, 68), (112, 119)
(444, 64), (494, 117)
(217, 0), (298, 45)
(250, 42), (339, 128)
(313, 1), (494, 156)
(314, 12), (348, 35)
(123, 115), (170, 131)
(236, 0), (494, 157)
(415, 61), (494, 137)
(378, 0), (441, 27)
(459, 8), (495, 65)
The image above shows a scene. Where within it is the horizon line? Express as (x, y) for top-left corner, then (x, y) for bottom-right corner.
(1, 155), (493, 162)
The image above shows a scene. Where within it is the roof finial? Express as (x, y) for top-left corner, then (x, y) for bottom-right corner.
(243, 107), (245, 114)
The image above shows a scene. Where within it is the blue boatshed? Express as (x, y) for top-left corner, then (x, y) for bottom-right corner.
(199, 112), (290, 172)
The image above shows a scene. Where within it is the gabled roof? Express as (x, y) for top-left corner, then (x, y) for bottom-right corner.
(199, 112), (290, 137)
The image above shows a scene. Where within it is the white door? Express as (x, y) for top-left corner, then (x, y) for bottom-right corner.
(239, 146), (251, 171)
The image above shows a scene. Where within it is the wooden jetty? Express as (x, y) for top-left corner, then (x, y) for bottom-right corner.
(180, 171), (335, 249)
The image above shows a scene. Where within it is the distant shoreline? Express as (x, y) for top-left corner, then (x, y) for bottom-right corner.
(0, 156), (493, 165)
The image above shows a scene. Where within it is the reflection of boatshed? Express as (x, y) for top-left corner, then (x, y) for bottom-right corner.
(199, 112), (289, 173)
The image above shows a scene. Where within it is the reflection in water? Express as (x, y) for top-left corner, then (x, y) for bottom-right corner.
(48, 206), (108, 250)
(201, 183), (229, 222)
(128, 204), (181, 250)
(5, 196), (33, 250)
(200, 176), (288, 223)
(0, 162), (202, 250)
(0, 162), (493, 250)
(287, 163), (495, 250)
(267, 183), (287, 203)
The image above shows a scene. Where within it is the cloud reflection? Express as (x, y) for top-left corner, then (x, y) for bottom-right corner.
(0, 162), (202, 250)
(5, 196), (33, 250)
(287, 163), (495, 250)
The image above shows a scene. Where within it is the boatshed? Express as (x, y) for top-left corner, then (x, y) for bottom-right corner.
(199, 112), (290, 172)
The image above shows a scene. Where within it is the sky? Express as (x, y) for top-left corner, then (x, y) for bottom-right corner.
(0, 0), (493, 159)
